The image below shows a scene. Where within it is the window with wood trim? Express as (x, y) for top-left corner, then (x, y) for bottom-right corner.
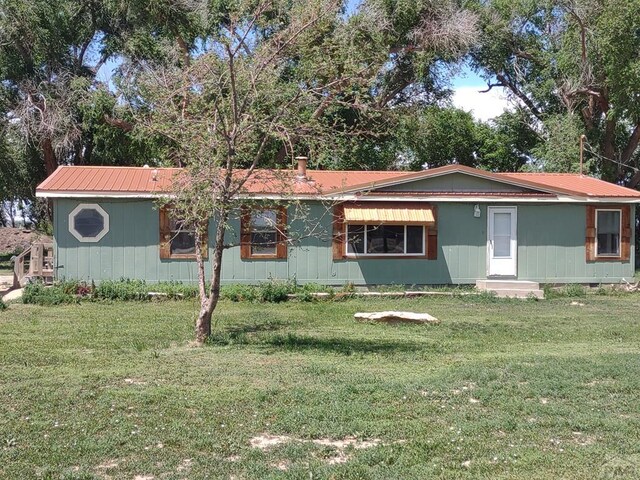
(347, 224), (425, 256)
(333, 203), (438, 260)
(586, 205), (631, 262)
(159, 207), (208, 260)
(240, 206), (287, 260)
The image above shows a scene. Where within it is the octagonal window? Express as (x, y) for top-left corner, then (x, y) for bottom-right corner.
(69, 204), (109, 242)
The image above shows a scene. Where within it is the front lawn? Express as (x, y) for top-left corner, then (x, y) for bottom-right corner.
(1, 296), (640, 479)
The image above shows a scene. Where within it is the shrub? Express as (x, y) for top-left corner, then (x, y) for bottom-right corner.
(0, 298), (7, 310)
(543, 283), (587, 299)
(221, 281), (334, 303)
(256, 279), (296, 303)
(93, 279), (148, 301)
(296, 283), (334, 302)
(151, 281), (199, 299)
(22, 283), (77, 306)
(221, 284), (258, 302)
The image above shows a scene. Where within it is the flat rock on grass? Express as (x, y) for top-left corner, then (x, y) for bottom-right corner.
(354, 311), (440, 324)
(2, 288), (23, 302)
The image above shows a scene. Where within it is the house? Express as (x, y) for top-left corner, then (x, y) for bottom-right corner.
(34, 161), (640, 290)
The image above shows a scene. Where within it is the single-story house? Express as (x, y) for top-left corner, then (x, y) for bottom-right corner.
(35, 161), (640, 288)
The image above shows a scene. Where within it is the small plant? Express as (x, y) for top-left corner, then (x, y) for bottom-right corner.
(0, 298), (7, 311)
(562, 283), (587, 297)
(341, 282), (356, 293)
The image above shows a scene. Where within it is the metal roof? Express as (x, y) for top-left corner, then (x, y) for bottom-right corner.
(35, 164), (640, 200)
(343, 205), (435, 224)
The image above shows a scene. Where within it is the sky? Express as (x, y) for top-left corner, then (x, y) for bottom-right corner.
(450, 68), (511, 122)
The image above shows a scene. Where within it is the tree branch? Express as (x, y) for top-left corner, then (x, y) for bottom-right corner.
(496, 72), (543, 121)
(621, 123), (640, 164)
(103, 114), (133, 132)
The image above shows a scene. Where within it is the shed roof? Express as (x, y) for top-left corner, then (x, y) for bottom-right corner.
(36, 164), (640, 200)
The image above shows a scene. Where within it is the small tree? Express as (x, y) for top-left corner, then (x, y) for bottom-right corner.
(133, 0), (480, 343)
(132, 0), (384, 343)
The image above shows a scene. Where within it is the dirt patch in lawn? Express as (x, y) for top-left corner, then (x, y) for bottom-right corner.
(250, 433), (386, 466)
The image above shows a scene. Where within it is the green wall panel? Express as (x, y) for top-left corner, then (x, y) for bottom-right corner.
(53, 199), (635, 285)
(378, 173), (534, 193)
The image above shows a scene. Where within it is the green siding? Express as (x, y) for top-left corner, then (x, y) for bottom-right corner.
(53, 199), (635, 285)
(378, 173), (536, 193)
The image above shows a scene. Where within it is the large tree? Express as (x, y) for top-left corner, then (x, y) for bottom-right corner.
(0, 0), (198, 208)
(471, 0), (640, 184)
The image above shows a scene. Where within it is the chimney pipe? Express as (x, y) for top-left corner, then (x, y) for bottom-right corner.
(296, 156), (308, 180)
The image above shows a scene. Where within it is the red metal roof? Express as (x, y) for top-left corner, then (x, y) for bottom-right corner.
(36, 164), (640, 199)
(500, 172), (640, 198)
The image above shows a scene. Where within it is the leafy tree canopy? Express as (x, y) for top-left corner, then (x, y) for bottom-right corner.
(470, 0), (640, 184)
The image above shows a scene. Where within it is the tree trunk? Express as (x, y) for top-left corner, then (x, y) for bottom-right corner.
(194, 209), (229, 345)
(41, 138), (58, 175)
(195, 303), (212, 344)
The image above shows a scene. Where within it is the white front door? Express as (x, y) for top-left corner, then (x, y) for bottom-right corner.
(487, 207), (517, 277)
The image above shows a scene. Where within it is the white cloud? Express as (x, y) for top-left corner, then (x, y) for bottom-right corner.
(451, 86), (513, 122)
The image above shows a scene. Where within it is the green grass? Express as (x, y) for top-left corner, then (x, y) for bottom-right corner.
(1, 296), (640, 479)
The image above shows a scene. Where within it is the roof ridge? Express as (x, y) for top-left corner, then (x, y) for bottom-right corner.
(502, 172), (580, 176)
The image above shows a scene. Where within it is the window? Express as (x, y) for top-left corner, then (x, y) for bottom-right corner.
(596, 209), (621, 257)
(170, 219), (197, 256)
(159, 207), (208, 259)
(332, 203), (438, 260)
(68, 204), (109, 242)
(240, 206), (287, 259)
(250, 210), (278, 256)
(346, 224), (424, 256)
(585, 205), (631, 262)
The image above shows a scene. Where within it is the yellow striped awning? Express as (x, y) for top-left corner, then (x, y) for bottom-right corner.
(343, 205), (435, 224)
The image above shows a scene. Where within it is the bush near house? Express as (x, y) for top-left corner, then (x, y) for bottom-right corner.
(21, 279), (336, 305)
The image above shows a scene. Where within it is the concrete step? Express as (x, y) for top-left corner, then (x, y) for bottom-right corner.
(476, 279), (544, 299)
(476, 279), (540, 291)
(489, 288), (544, 299)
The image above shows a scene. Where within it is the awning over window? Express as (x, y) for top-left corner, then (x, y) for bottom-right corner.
(343, 205), (435, 225)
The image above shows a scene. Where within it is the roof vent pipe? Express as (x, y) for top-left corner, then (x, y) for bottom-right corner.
(296, 156), (308, 180)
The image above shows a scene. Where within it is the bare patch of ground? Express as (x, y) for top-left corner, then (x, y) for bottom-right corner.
(123, 378), (147, 386)
(95, 460), (119, 470)
(176, 458), (192, 473)
(250, 433), (386, 466)
(270, 460), (290, 471)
